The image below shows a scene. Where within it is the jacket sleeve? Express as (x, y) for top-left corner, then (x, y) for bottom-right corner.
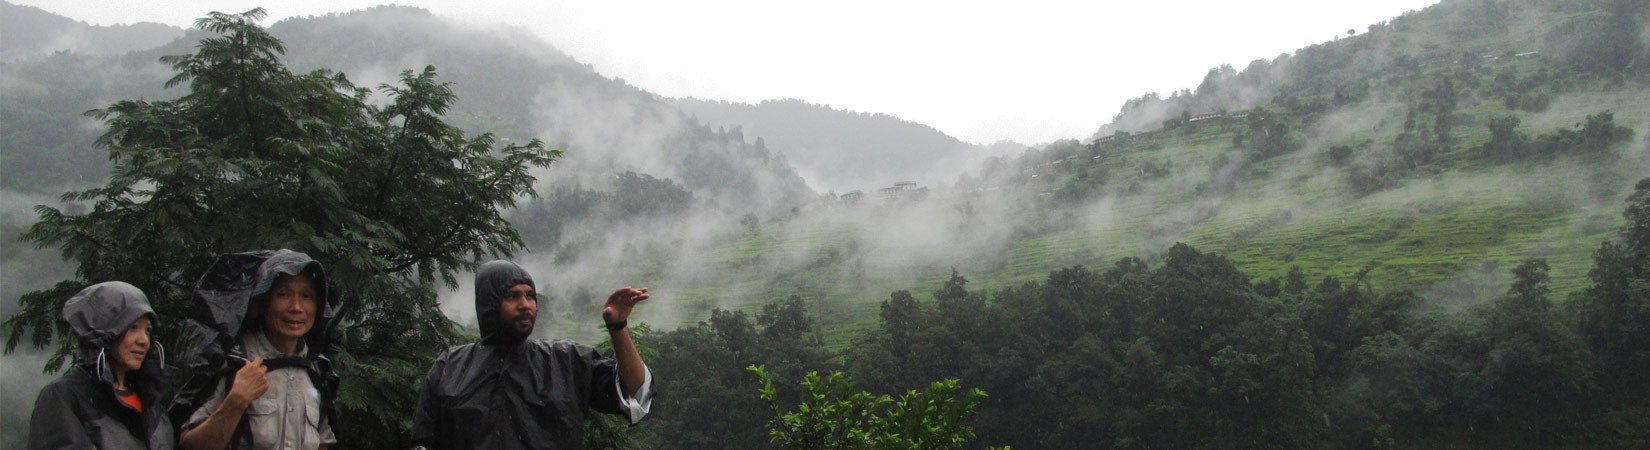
(181, 380), (229, 431)
(611, 366), (654, 424)
(580, 346), (654, 424)
(28, 382), (93, 450)
(409, 355), (446, 449)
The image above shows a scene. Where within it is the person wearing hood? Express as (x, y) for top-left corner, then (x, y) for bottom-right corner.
(179, 250), (340, 450)
(411, 260), (657, 449)
(28, 281), (175, 450)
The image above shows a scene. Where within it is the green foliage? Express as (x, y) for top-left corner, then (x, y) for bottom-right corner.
(0, 51), (158, 195)
(1479, 114), (1530, 160)
(585, 323), (656, 449)
(1244, 109), (1302, 159)
(1427, 75), (1458, 156)
(834, 246), (1325, 448)
(1543, 6), (1647, 77)
(514, 171), (696, 257)
(749, 365), (990, 450)
(1576, 179), (1650, 397)
(633, 174), (1650, 449)
(606, 0), (1649, 445)
(1530, 111), (1637, 156)
(1327, 144), (1356, 166)
(821, 204), (1649, 448)
(638, 296), (833, 449)
(1466, 259), (1597, 444)
(1, 9), (556, 448)
(6, 1), (1647, 448)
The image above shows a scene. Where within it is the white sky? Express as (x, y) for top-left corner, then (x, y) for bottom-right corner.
(14, 0), (1442, 144)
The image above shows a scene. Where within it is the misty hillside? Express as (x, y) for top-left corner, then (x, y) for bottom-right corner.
(659, 0), (1650, 343)
(0, 6), (829, 447)
(0, 1), (182, 61)
(4, 0), (1647, 340)
(670, 97), (991, 193)
(4, 1), (1650, 448)
(4, 0), (1646, 338)
(0, 5), (825, 316)
(216, 6), (814, 215)
(2, 3), (819, 208)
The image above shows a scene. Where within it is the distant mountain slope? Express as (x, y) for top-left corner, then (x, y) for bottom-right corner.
(670, 98), (987, 193)
(0, 5), (821, 345)
(7, 0), (1645, 363)
(1095, 0), (1650, 138)
(256, 6), (815, 213)
(651, 0), (1650, 344)
(0, 1), (182, 60)
(2, 5), (816, 213)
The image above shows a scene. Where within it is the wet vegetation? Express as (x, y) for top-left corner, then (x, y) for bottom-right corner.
(4, 0), (1649, 448)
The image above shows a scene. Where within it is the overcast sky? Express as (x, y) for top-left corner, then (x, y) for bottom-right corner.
(15, 0), (1441, 144)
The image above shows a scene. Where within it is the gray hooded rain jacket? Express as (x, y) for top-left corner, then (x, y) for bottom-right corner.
(29, 281), (175, 450)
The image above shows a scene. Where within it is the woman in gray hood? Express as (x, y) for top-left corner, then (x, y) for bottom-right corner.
(28, 281), (175, 449)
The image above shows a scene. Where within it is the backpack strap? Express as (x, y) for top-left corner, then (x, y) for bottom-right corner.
(215, 365), (256, 449)
(207, 346), (339, 449)
(230, 348), (256, 449)
(312, 354), (340, 431)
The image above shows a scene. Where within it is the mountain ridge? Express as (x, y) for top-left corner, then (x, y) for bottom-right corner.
(670, 97), (1008, 193)
(0, 1), (183, 60)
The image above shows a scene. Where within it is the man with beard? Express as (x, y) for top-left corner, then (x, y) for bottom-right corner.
(411, 260), (655, 449)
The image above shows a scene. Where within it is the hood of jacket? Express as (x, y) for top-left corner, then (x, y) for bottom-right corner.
(62, 281), (161, 382)
(475, 260), (535, 345)
(192, 249), (338, 355)
(248, 249), (338, 353)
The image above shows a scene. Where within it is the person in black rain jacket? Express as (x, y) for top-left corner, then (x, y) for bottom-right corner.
(29, 281), (175, 450)
(411, 260), (656, 449)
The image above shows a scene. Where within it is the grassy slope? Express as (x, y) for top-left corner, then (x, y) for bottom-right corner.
(643, 1), (1650, 349)
(654, 98), (1647, 351)
(716, 100), (1630, 346)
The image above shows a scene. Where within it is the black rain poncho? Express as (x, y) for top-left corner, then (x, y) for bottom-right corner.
(167, 249), (341, 444)
(181, 249), (339, 355)
(29, 282), (175, 450)
(411, 260), (641, 449)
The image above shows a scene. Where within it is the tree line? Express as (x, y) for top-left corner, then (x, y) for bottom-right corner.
(638, 176), (1648, 449)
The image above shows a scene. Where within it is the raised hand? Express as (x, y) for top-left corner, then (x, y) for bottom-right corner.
(602, 287), (650, 325)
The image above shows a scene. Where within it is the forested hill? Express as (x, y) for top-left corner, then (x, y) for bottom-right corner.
(670, 97), (995, 193)
(634, 1), (1650, 448)
(1, 3), (821, 209)
(0, 1), (182, 61)
(922, 0), (1650, 300)
(643, 0), (1650, 338)
(0, 4), (834, 328)
(1095, 0), (1648, 137)
(228, 6), (818, 215)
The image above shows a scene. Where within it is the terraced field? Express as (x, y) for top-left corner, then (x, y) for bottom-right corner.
(632, 85), (1648, 350)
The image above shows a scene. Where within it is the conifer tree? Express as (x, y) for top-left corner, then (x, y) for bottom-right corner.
(1576, 178), (1650, 394)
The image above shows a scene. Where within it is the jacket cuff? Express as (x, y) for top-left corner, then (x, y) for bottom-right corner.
(614, 366), (655, 424)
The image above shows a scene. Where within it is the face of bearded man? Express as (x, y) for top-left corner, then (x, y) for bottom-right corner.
(498, 283), (537, 338)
